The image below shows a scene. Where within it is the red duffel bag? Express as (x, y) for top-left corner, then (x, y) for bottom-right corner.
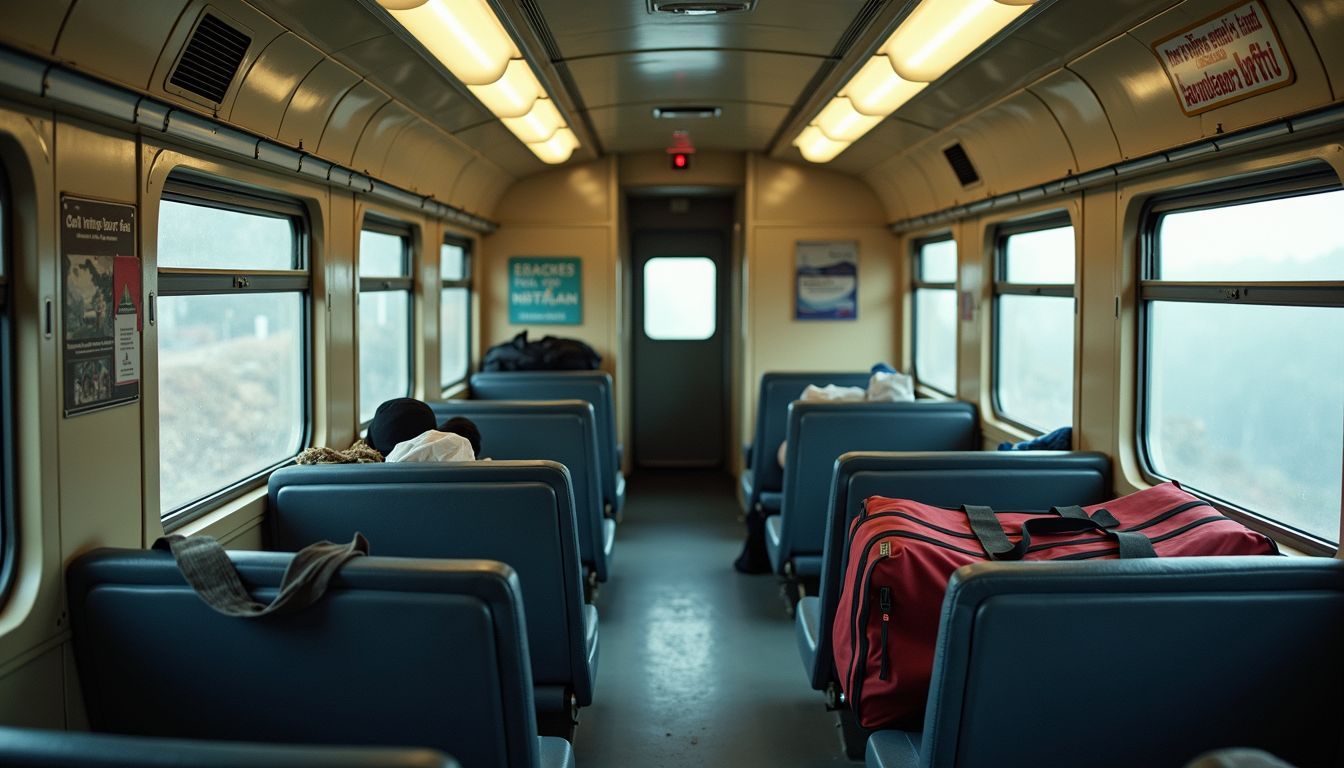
(831, 481), (1279, 730)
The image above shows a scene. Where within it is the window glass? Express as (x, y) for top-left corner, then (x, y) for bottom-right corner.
(1157, 190), (1344, 282)
(158, 293), (305, 512)
(0, 175), (11, 586)
(359, 290), (411, 423)
(157, 193), (307, 519)
(995, 223), (1075, 431)
(643, 257), (717, 340)
(914, 287), (956, 395)
(440, 287), (469, 386)
(157, 200), (295, 270)
(1145, 185), (1344, 544)
(997, 294), (1074, 430)
(441, 242), (466, 281)
(1146, 301), (1342, 540)
(1004, 226), (1075, 283)
(359, 229), (408, 278)
(919, 239), (957, 283)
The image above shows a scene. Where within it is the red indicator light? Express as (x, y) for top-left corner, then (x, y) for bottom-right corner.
(671, 152), (691, 170)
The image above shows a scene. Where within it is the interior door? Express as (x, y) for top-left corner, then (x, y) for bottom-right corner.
(631, 211), (730, 467)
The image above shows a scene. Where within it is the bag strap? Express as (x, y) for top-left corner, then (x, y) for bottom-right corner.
(152, 533), (369, 618)
(962, 505), (1155, 561)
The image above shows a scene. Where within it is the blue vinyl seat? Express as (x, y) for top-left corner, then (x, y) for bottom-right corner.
(429, 400), (613, 584)
(741, 372), (870, 514)
(67, 549), (575, 768)
(267, 461), (596, 737)
(767, 401), (979, 580)
(0, 727), (458, 767)
(470, 372), (625, 518)
(866, 557), (1344, 768)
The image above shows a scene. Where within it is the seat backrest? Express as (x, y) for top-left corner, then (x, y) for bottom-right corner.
(778, 401), (979, 567)
(750, 372), (871, 495)
(428, 399), (607, 580)
(266, 461), (590, 705)
(67, 550), (540, 768)
(922, 557), (1344, 768)
(471, 371), (619, 506)
(0, 726), (458, 768)
(811, 450), (1112, 689)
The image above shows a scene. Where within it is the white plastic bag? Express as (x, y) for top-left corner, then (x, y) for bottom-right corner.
(867, 370), (915, 402)
(385, 430), (477, 463)
(799, 384), (867, 402)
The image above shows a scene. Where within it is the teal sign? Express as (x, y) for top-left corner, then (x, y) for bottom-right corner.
(509, 257), (582, 324)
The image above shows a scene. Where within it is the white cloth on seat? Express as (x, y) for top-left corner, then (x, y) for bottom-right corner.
(385, 430), (476, 463)
(800, 383), (867, 402)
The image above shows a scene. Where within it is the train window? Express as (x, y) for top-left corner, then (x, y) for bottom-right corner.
(358, 221), (414, 423)
(993, 219), (1075, 432)
(1142, 180), (1344, 546)
(643, 257), (716, 340)
(912, 236), (957, 395)
(440, 240), (471, 391)
(157, 183), (309, 519)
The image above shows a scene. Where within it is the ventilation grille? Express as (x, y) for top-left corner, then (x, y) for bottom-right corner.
(169, 13), (251, 105)
(943, 143), (981, 186)
(648, 1), (756, 14)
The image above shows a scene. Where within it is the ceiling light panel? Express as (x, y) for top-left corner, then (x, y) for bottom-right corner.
(792, 0), (1036, 163)
(883, 0), (1033, 83)
(377, 0), (580, 164)
(467, 58), (543, 117)
(793, 126), (847, 163)
(843, 57), (927, 116)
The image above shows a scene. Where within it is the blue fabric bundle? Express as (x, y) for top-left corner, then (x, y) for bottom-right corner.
(998, 426), (1072, 451)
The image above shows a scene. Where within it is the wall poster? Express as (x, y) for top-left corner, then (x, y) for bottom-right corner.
(795, 240), (858, 320)
(1152, 0), (1294, 116)
(61, 195), (140, 417)
(508, 256), (582, 325)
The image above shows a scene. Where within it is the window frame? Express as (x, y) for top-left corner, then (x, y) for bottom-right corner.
(990, 212), (1076, 434)
(1137, 167), (1344, 555)
(157, 177), (313, 530)
(440, 235), (472, 393)
(357, 216), (416, 426)
(0, 166), (16, 600)
(911, 232), (958, 397)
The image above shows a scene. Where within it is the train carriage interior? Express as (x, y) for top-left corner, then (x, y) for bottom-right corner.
(0, 0), (1341, 765)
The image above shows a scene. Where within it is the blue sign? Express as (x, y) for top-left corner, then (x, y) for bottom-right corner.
(509, 257), (582, 325)
(795, 241), (858, 320)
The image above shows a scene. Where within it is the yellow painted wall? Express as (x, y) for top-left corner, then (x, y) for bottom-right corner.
(740, 155), (898, 469)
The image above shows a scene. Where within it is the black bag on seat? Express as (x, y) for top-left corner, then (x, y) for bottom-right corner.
(482, 331), (600, 371)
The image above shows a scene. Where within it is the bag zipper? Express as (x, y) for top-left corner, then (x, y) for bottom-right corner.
(878, 586), (892, 681)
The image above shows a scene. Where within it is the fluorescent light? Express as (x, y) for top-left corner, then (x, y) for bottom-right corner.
(467, 59), (542, 117)
(528, 128), (578, 164)
(883, 0), (1031, 83)
(815, 97), (884, 142)
(843, 56), (927, 116)
(501, 98), (564, 143)
(380, 0), (518, 86)
(793, 126), (848, 163)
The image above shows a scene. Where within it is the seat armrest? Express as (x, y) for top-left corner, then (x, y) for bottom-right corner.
(865, 730), (922, 768)
(538, 737), (575, 768)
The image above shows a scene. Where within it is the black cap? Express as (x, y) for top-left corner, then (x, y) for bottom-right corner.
(368, 398), (435, 455)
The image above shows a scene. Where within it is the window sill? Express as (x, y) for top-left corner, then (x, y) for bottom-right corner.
(165, 486), (266, 545)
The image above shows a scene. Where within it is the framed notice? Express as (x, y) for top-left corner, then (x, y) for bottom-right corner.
(508, 256), (582, 324)
(795, 241), (857, 320)
(1152, 0), (1294, 117)
(61, 195), (140, 416)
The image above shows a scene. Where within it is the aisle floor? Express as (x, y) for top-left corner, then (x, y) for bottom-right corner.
(572, 471), (852, 768)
